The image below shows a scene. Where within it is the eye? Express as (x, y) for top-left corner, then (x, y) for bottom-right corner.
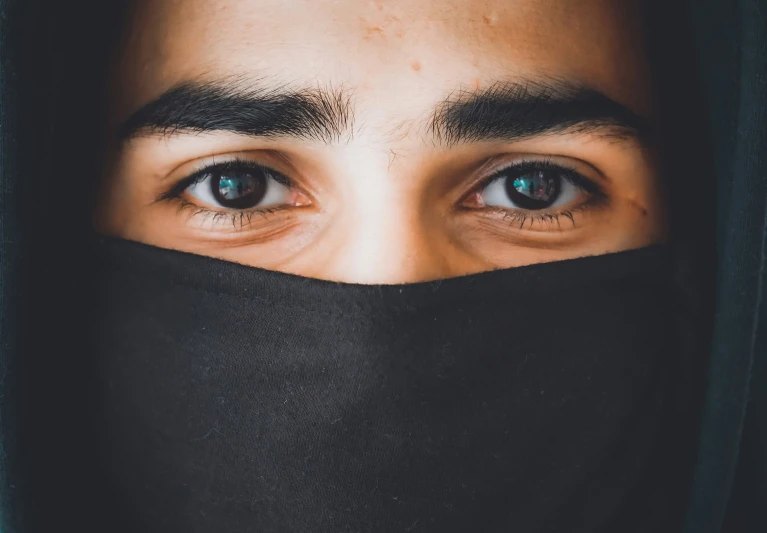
(185, 163), (293, 210)
(477, 162), (588, 211)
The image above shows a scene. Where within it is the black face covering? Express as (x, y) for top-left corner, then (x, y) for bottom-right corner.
(87, 237), (691, 533)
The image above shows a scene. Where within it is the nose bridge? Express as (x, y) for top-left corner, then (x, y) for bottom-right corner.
(323, 193), (449, 284)
(314, 147), (453, 284)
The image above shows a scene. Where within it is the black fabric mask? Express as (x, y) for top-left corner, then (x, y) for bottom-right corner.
(87, 237), (692, 533)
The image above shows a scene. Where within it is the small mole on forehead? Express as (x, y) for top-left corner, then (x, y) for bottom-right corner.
(366, 25), (385, 38)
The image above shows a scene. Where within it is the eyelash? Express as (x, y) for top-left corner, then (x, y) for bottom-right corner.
(160, 157), (606, 230)
(461, 159), (607, 229)
(161, 158), (293, 200)
(169, 199), (288, 229)
(159, 158), (295, 228)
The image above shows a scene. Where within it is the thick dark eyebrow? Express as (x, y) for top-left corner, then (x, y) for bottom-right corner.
(118, 78), (652, 146)
(427, 79), (653, 146)
(118, 80), (355, 144)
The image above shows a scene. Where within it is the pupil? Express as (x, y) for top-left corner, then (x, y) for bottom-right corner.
(211, 170), (267, 209)
(505, 170), (561, 210)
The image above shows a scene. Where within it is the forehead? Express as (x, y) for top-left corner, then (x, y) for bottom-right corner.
(115, 0), (651, 125)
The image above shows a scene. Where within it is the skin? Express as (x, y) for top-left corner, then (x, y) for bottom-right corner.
(95, 0), (667, 284)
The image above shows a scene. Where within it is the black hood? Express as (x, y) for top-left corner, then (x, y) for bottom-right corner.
(0, 0), (765, 532)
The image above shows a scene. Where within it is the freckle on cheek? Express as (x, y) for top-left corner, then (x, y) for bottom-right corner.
(411, 60), (421, 72)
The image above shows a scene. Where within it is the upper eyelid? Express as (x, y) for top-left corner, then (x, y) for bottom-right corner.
(159, 159), (292, 202)
(162, 154), (603, 205)
(484, 160), (578, 181)
(189, 160), (290, 183)
(471, 159), (603, 195)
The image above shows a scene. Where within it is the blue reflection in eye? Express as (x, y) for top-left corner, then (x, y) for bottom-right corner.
(507, 171), (562, 209)
(478, 163), (588, 212)
(209, 170), (266, 209)
(218, 174), (258, 201)
(512, 173), (559, 204)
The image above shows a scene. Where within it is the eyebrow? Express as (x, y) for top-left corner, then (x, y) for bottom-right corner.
(429, 80), (652, 146)
(118, 80), (355, 144)
(118, 77), (652, 146)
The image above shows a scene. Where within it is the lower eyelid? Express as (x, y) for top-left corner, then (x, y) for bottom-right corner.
(171, 198), (293, 230)
(476, 205), (584, 232)
(471, 185), (608, 222)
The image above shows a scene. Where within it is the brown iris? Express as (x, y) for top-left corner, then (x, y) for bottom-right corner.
(211, 170), (268, 209)
(505, 170), (561, 210)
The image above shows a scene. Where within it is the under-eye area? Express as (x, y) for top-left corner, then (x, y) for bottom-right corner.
(95, 0), (666, 284)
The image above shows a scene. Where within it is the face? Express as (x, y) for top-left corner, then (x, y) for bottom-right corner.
(95, 0), (666, 284)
